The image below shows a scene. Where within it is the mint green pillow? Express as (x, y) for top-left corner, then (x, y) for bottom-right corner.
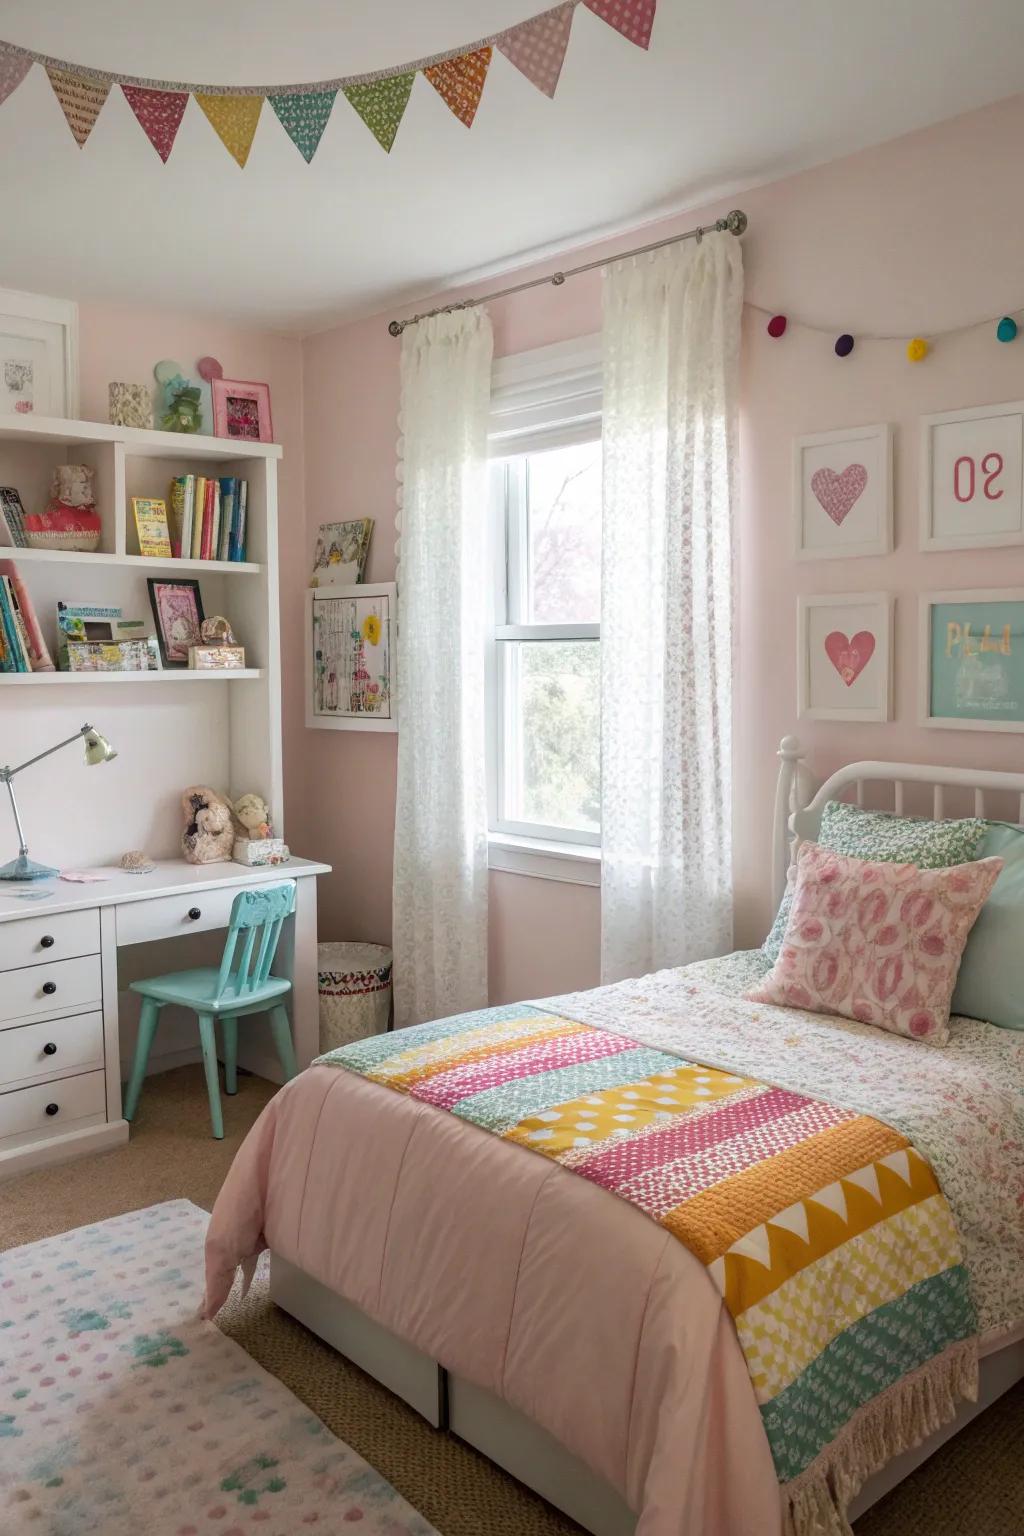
(952, 821), (1024, 1029)
(762, 800), (988, 962)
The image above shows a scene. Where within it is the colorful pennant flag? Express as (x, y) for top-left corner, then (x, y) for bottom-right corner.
(47, 67), (110, 147)
(343, 72), (415, 153)
(269, 89), (338, 163)
(0, 46), (31, 109)
(195, 93), (264, 167)
(584, 0), (656, 49)
(498, 3), (574, 97)
(122, 84), (188, 163)
(423, 46), (492, 128)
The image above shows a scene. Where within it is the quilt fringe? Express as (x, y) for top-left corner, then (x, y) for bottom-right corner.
(781, 1337), (978, 1536)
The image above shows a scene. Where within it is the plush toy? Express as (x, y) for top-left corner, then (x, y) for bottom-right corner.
(181, 786), (235, 865)
(233, 792), (273, 840)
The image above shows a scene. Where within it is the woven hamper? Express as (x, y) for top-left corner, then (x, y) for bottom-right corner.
(317, 941), (393, 1051)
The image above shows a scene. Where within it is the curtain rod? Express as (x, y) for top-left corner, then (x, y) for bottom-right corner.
(387, 209), (748, 336)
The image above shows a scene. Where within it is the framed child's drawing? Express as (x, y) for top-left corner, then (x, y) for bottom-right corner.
(798, 592), (893, 722)
(920, 588), (1024, 732)
(793, 423), (892, 560)
(306, 583), (397, 732)
(920, 400), (1024, 551)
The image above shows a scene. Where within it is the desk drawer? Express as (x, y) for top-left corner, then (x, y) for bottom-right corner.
(0, 1011), (104, 1091)
(0, 1070), (106, 1148)
(116, 885), (238, 947)
(0, 907), (99, 971)
(0, 955), (102, 1026)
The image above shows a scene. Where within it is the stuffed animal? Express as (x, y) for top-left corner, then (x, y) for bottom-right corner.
(181, 786), (235, 865)
(233, 792), (273, 841)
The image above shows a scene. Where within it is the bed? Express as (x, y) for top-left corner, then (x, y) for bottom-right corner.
(204, 739), (1024, 1536)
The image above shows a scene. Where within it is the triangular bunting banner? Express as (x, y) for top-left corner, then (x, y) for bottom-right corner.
(343, 73), (414, 153)
(269, 89), (337, 163)
(584, 0), (657, 49)
(122, 84), (188, 163)
(47, 67), (110, 147)
(423, 46), (492, 128)
(0, 47), (32, 108)
(498, 3), (574, 97)
(195, 92), (263, 168)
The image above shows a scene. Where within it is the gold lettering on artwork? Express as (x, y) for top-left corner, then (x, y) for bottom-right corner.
(946, 621), (1013, 658)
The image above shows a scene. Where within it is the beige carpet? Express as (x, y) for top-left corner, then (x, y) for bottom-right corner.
(2, 1064), (1022, 1536)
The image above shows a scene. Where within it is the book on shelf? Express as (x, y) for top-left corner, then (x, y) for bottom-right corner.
(232, 479), (248, 562)
(218, 478), (236, 561)
(0, 487), (28, 548)
(162, 473), (250, 563)
(0, 576), (29, 671)
(0, 560), (53, 671)
(168, 477), (195, 560)
(199, 478), (217, 561)
(190, 476), (207, 560)
(132, 496), (172, 558)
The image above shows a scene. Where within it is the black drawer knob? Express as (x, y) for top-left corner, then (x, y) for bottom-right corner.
(45, 1103), (59, 1117)
(187, 907), (201, 921)
(39, 934), (54, 949)
(42, 981), (57, 995)
(43, 1042), (57, 1056)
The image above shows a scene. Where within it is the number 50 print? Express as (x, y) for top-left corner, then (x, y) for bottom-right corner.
(922, 401), (1024, 550)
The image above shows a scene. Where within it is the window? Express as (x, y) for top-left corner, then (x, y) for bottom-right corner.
(488, 412), (602, 855)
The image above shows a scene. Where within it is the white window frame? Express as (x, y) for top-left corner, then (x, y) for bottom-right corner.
(485, 336), (603, 885)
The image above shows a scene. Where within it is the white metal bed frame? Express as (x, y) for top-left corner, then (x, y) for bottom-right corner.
(271, 735), (1024, 1535)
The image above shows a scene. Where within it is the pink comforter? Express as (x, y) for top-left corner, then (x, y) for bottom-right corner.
(205, 1065), (780, 1536)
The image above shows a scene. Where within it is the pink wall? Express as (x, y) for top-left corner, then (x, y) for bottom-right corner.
(302, 92), (1024, 999)
(75, 304), (308, 837)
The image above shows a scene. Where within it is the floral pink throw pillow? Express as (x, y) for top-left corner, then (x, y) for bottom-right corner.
(746, 842), (1002, 1045)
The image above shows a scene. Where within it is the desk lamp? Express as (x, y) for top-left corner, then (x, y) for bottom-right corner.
(0, 722), (117, 880)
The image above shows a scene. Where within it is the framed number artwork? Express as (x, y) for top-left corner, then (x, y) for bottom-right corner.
(920, 401), (1024, 551)
(920, 589), (1024, 732)
(793, 423), (893, 560)
(797, 592), (893, 723)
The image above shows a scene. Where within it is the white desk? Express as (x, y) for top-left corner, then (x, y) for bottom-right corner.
(0, 856), (330, 1179)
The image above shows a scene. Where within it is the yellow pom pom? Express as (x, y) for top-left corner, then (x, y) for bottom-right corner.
(907, 337), (929, 363)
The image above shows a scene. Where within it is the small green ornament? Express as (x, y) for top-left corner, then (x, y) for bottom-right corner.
(160, 376), (203, 433)
(997, 316), (1018, 343)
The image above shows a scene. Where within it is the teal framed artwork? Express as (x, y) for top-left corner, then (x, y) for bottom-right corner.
(920, 589), (1024, 732)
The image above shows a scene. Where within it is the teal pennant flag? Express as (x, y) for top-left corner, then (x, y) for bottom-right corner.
(268, 88), (338, 162)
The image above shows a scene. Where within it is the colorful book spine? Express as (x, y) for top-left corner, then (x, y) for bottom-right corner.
(218, 478), (236, 562)
(200, 479), (216, 560)
(231, 479), (248, 561)
(190, 476), (207, 560)
(168, 477), (187, 559)
(132, 497), (172, 558)
(0, 577), (27, 671)
(0, 560), (54, 670)
(0, 487), (28, 547)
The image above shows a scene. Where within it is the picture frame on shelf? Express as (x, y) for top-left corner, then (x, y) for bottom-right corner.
(306, 583), (396, 733)
(920, 400), (1024, 551)
(797, 591), (893, 722)
(147, 578), (205, 667)
(793, 423), (892, 561)
(0, 287), (78, 419)
(212, 377), (273, 443)
(919, 588), (1024, 732)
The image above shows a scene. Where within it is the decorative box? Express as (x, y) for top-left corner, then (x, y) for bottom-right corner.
(65, 637), (159, 672)
(109, 381), (154, 430)
(188, 644), (246, 670)
(232, 837), (290, 867)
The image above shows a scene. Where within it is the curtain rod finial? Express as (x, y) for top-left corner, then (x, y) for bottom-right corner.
(388, 320), (404, 338)
(725, 210), (748, 236)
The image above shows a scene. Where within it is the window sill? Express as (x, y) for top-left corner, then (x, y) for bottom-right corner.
(487, 832), (601, 887)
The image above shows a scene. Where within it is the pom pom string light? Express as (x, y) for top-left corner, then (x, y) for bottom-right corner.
(997, 317), (1018, 343)
(834, 333), (854, 358)
(747, 301), (1024, 359)
(907, 337), (929, 363)
(767, 314), (787, 338)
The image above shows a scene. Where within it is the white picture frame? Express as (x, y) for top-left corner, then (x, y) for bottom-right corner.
(0, 287), (78, 420)
(793, 423), (892, 560)
(919, 400), (1024, 551)
(306, 583), (397, 733)
(919, 587), (1024, 733)
(798, 591), (893, 722)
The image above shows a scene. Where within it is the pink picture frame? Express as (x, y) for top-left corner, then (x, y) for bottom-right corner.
(211, 378), (274, 444)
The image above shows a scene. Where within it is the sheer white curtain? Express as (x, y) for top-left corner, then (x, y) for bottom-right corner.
(600, 235), (743, 984)
(393, 308), (493, 1026)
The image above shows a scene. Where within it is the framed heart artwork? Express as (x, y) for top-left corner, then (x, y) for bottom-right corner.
(793, 423), (893, 560)
(797, 592), (893, 722)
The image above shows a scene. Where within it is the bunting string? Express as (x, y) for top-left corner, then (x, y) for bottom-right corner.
(0, 0), (655, 162)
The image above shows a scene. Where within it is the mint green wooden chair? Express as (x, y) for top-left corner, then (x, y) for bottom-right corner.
(123, 881), (298, 1140)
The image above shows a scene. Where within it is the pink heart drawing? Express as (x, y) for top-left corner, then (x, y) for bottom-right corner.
(824, 630), (875, 687)
(811, 463), (868, 526)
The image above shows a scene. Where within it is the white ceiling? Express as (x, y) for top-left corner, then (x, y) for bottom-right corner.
(1, 0), (1023, 335)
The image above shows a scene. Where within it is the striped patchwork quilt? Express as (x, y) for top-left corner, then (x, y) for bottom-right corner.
(318, 1000), (976, 1520)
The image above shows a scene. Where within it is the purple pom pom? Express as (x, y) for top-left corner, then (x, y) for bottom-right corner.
(834, 333), (855, 358)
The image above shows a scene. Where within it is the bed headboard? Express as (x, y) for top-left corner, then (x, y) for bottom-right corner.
(772, 735), (1024, 905)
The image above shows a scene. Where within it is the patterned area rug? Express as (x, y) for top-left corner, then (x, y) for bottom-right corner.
(0, 1201), (437, 1536)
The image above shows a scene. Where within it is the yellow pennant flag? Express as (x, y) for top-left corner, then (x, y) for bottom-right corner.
(47, 67), (110, 147)
(195, 93), (263, 167)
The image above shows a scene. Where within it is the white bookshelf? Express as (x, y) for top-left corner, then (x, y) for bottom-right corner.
(0, 415), (285, 867)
